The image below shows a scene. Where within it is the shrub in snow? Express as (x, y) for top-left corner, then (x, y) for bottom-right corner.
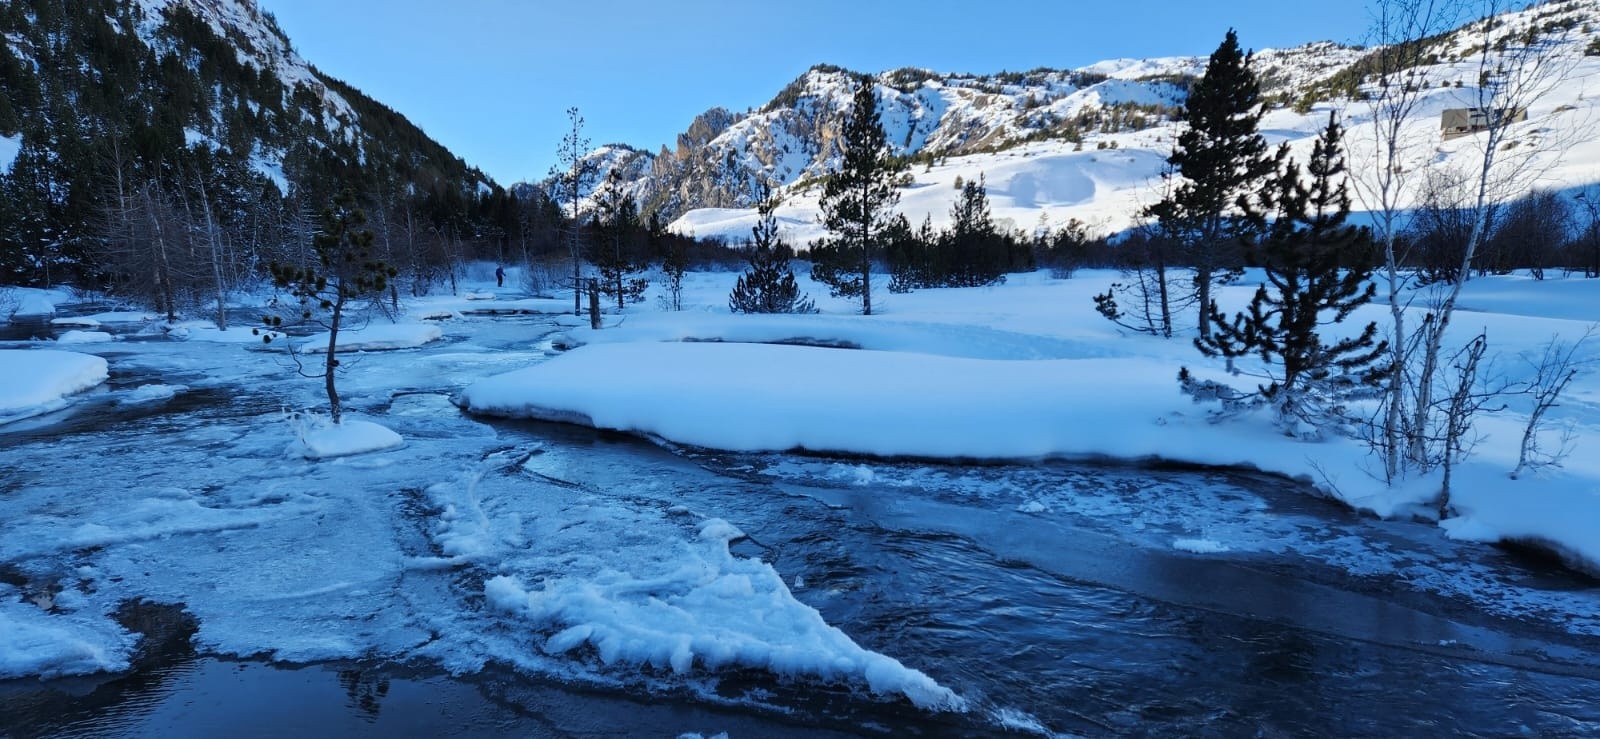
(258, 190), (398, 425)
(729, 185), (815, 315)
(1184, 114), (1387, 439)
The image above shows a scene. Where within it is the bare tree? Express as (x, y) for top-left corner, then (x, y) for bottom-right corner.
(550, 107), (597, 315)
(1511, 327), (1596, 479)
(1573, 187), (1600, 278)
(1349, 0), (1463, 482)
(1405, 0), (1585, 473)
(1354, 0), (1586, 484)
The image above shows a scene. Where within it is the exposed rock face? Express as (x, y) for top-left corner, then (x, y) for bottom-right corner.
(554, 61), (1223, 220)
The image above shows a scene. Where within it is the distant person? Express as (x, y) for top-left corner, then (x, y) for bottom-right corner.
(495, 265), (505, 287)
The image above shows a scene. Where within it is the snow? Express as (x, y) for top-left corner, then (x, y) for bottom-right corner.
(659, 11), (1600, 252)
(165, 320), (282, 343)
(0, 349), (109, 421)
(56, 330), (114, 344)
(5, 287), (65, 319)
(460, 269), (1600, 575)
(0, 132), (19, 173)
(462, 342), (1187, 458)
(291, 414), (405, 460)
(249, 153), (290, 194)
(483, 517), (965, 712)
(6, 4), (1600, 722)
(0, 592), (134, 679)
(3, 263), (1600, 733)
(299, 322), (443, 353)
(1173, 538), (1231, 554)
(121, 383), (185, 405)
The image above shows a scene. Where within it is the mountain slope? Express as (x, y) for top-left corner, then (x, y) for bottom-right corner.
(0, 0), (492, 282)
(576, 1), (1600, 248)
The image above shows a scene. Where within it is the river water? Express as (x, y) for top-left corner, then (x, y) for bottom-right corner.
(2, 312), (1598, 737)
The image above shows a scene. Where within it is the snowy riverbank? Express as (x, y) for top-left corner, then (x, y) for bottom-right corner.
(461, 269), (1600, 574)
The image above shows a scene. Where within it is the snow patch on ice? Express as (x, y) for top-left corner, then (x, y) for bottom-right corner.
(121, 384), (185, 405)
(483, 517), (966, 712)
(56, 330), (114, 344)
(300, 322), (443, 353)
(0, 594), (134, 680)
(1173, 538), (1231, 554)
(0, 350), (109, 421)
(290, 414), (404, 460)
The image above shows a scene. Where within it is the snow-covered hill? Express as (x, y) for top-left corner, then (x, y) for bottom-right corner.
(0, 0), (489, 195)
(568, 0), (1600, 248)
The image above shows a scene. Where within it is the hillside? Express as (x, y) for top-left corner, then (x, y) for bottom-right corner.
(556, 1), (1600, 247)
(0, 0), (494, 285)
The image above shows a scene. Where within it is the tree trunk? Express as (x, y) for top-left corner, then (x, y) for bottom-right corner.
(198, 181), (228, 331)
(861, 220), (873, 316)
(326, 290), (344, 425)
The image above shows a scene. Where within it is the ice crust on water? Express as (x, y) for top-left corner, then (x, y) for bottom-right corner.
(299, 322), (443, 353)
(0, 590), (135, 679)
(482, 518), (966, 712)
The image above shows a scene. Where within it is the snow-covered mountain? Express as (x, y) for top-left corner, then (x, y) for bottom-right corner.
(551, 40), (1367, 224)
(0, 0), (488, 201)
(562, 0), (1600, 247)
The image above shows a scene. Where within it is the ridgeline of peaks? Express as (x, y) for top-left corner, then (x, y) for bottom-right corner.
(550, 43), (1367, 221)
(554, 0), (1600, 226)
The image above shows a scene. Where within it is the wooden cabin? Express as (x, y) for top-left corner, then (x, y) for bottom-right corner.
(1441, 107), (1529, 139)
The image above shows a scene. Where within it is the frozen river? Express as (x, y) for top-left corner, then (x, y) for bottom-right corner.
(3, 312), (1598, 736)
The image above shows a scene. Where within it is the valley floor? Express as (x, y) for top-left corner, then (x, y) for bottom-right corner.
(1, 267), (1597, 735)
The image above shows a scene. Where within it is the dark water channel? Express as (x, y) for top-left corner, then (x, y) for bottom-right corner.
(3, 318), (1599, 737)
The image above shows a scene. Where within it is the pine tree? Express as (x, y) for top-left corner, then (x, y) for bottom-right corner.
(1187, 113), (1388, 433)
(944, 173), (1007, 288)
(550, 106), (596, 315)
(1145, 29), (1283, 341)
(730, 184), (814, 314)
(812, 74), (903, 315)
(591, 168), (648, 309)
(259, 190), (397, 425)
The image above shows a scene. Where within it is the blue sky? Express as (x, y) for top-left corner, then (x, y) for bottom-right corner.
(258, 0), (1374, 185)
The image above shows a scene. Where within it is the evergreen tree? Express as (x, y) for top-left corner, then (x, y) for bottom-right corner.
(812, 74), (903, 315)
(944, 173), (1007, 288)
(550, 107), (596, 315)
(885, 176), (1007, 292)
(1144, 29), (1283, 340)
(730, 185), (814, 314)
(591, 168), (648, 309)
(887, 214), (938, 293)
(260, 190), (397, 425)
(656, 212), (688, 312)
(1185, 113), (1388, 433)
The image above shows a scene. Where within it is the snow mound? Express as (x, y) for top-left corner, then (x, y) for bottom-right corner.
(293, 416), (404, 459)
(8, 289), (59, 318)
(458, 342), (1181, 458)
(56, 330), (114, 344)
(164, 321), (283, 343)
(1173, 538), (1231, 554)
(121, 384), (185, 405)
(0, 595), (134, 680)
(300, 322), (442, 353)
(0, 350), (109, 421)
(484, 518), (966, 712)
